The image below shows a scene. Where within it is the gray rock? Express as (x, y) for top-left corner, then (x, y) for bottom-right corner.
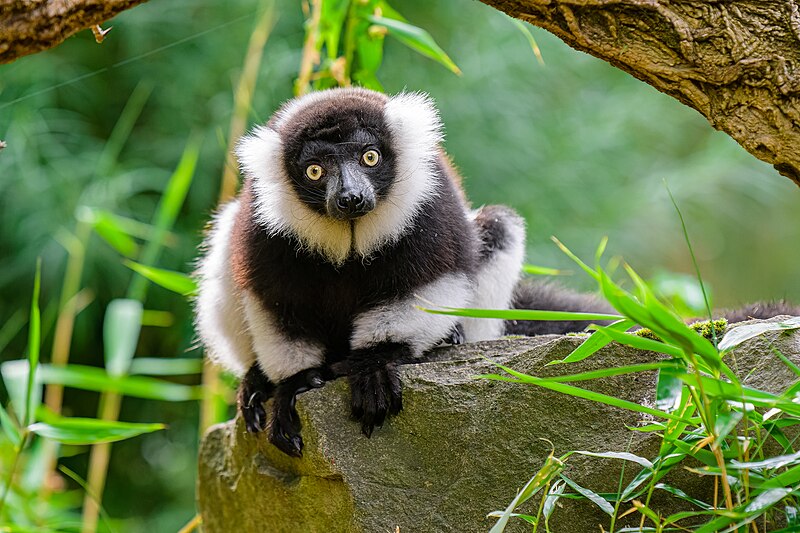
(197, 320), (800, 532)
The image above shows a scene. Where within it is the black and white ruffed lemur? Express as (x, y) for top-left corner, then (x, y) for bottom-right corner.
(195, 88), (798, 457)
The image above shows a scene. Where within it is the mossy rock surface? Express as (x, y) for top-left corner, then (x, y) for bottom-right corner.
(197, 318), (800, 532)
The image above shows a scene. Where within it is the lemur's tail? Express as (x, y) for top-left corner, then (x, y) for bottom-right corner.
(503, 279), (614, 336)
(504, 279), (799, 337)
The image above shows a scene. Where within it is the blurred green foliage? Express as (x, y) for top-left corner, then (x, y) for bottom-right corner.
(0, 0), (798, 530)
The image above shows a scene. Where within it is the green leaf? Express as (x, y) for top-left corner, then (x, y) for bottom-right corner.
(25, 259), (42, 427)
(367, 16), (461, 75)
(547, 319), (634, 365)
(37, 363), (202, 401)
(489, 453), (563, 532)
(128, 135), (200, 301)
(320, 0), (350, 59)
(654, 483), (712, 510)
(494, 364), (691, 423)
(421, 306), (622, 322)
(123, 261), (197, 296)
(509, 18), (544, 65)
(543, 479), (565, 520)
(594, 326), (684, 358)
(28, 417), (165, 445)
(656, 364), (683, 413)
(523, 264), (567, 276)
(91, 211), (139, 258)
(1, 360), (41, 425)
(559, 475), (614, 516)
(104, 299), (143, 377)
(719, 317), (800, 352)
(0, 402), (21, 446)
(128, 357), (204, 376)
(730, 450), (800, 471)
(714, 409), (743, 442)
(568, 450), (653, 469)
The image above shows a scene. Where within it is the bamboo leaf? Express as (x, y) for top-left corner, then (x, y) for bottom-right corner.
(559, 475), (614, 516)
(522, 264), (567, 276)
(367, 16), (461, 75)
(25, 260), (42, 426)
(569, 450), (653, 469)
(37, 363), (202, 401)
(123, 261), (197, 296)
(719, 317), (800, 352)
(656, 364), (683, 413)
(104, 299), (143, 377)
(0, 402), (21, 446)
(420, 306), (622, 322)
(547, 319), (634, 365)
(28, 417), (165, 445)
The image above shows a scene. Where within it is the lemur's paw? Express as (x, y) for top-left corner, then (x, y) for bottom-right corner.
(240, 390), (269, 434)
(268, 395), (303, 457)
(443, 323), (465, 346)
(238, 364), (275, 434)
(349, 364), (403, 437)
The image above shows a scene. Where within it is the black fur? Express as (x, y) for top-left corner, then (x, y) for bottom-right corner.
(505, 280), (615, 335)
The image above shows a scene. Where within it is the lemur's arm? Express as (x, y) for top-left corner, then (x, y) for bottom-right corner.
(333, 273), (472, 435)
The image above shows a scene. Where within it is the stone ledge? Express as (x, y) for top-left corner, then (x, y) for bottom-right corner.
(198, 322), (799, 532)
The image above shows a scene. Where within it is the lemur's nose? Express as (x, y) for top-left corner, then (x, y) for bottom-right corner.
(337, 192), (365, 214)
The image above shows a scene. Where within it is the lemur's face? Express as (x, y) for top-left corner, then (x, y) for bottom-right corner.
(236, 88), (444, 264)
(279, 100), (397, 220)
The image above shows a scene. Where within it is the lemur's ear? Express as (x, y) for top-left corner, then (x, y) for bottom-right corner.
(383, 92), (444, 165)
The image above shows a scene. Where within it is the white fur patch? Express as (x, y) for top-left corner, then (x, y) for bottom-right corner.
(195, 201), (255, 377)
(462, 209), (526, 342)
(353, 93), (444, 257)
(236, 126), (353, 265)
(241, 292), (325, 382)
(351, 273), (471, 356)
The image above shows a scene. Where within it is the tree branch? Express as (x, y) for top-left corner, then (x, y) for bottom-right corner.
(481, 0), (800, 186)
(0, 0), (150, 65)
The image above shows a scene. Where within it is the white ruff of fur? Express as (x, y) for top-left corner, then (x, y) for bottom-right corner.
(237, 90), (444, 265)
(462, 209), (526, 342)
(354, 92), (443, 257)
(237, 126), (352, 264)
(350, 273), (470, 356)
(194, 200), (255, 377)
(242, 292), (325, 382)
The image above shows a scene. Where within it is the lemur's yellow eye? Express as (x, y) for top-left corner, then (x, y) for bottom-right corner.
(306, 164), (324, 180)
(361, 149), (380, 167)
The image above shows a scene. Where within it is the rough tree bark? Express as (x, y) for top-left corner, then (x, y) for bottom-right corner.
(0, 0), (149, 64)
(481, 0), (800, 187)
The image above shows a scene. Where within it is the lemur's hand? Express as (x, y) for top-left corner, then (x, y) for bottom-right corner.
(349, 363), (403, 437)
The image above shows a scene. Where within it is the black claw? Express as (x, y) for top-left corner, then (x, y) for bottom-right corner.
(238, 364), (275, 434)
(309, 375), (325, 388)
(269, 392), (304, 457)
(349, 364), (404, 438)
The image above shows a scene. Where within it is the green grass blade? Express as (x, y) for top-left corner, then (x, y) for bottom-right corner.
(367, 16), (461, 75)
(559, 474), (614, 516)
(665, 182), (717, 344)
(719, 317), (800, 352)
(103, 299), (143, 377)
(594, 326), (684, 358)
(0, 402), (21, 446)
(37, 363), (202, 401)
(656, 364), (683, 413)
(128, 358), (204, 376)
(25, 259), (42, 426)
(494, 364), (691, 422)
(522, 264), (567, 276)
(537, 362), (680, 383)
(552, 236), (599, 280)
(509, 18), (543, 65)
(547, 319), (634, 366)
(123, 261), (197, 296)
(28, 417), (165, 445)
(91, 211), (140, 258)
(128, 135), (200, 301)
(420, 306), (622, 322)
(569, 450), (653, 469)
(489, 452), (564, 532)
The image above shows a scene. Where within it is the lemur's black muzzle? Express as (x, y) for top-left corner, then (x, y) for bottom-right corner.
(328, 165), (375, 220)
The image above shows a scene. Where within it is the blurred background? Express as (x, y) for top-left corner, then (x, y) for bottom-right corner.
(0, 0), (798, 530)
